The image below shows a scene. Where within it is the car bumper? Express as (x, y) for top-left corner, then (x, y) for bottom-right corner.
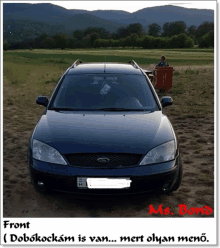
(29, 156), (180, 195)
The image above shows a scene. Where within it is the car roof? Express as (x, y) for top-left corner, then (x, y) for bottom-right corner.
(67, 63), (144, 75)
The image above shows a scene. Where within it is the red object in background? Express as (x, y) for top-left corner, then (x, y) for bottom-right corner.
(155, 67), (173, 91)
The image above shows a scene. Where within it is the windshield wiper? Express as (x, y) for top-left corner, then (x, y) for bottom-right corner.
(94, 108), (147, 111)
(49, 107), (151, 112)
(49, 107), (103, 111)
(49, 107), (77, 111)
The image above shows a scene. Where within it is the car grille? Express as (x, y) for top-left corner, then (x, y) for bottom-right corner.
(65, 153), (143, 168)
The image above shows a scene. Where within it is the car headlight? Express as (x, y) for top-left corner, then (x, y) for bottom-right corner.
(139, 140), (176, 165)
(32, 139), (67, 165)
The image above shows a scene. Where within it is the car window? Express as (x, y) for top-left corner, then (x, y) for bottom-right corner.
(51, 74), (159, 111)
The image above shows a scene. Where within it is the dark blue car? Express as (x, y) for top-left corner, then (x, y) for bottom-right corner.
(28, 60), (182, 195)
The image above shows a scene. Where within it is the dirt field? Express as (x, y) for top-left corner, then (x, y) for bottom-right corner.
(3, 65), (214, 218)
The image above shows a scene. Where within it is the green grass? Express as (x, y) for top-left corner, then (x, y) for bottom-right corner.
(184, 69), (200, 75)
(158, 68), (214, 118)
(3, 48), (214, 133)
(4, 48), (214, 66)
(166, 48), (214, 53)
(3, 57), (65, 132)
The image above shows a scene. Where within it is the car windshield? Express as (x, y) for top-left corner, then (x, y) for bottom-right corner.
(50, 74), (159, 111)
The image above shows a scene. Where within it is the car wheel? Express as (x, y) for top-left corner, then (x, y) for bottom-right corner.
(161, 155), (183, 194)
(170, 156), (183, 192)
(30, 173), (52, 194)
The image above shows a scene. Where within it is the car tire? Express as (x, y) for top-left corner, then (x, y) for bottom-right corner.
(161, 155), (183, 194)
(30, 173), (52, 194)
(170, 155), (183, 192)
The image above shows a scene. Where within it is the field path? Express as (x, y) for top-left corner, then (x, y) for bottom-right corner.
(141, 64), (214, 72)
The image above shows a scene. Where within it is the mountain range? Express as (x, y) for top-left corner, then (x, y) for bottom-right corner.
(3, 3), (214, 42)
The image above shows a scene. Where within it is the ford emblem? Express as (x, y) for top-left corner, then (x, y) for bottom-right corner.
(97, 158), (110, 163)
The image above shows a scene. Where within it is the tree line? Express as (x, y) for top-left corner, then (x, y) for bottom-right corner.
(3, 21), (214, 50)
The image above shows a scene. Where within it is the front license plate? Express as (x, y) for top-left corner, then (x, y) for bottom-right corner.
(77, 177), (131, 189)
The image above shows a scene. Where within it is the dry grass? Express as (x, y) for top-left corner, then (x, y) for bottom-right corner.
(3, 50), (214, 217)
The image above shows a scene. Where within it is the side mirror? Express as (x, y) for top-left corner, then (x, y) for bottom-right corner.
(36, 96), (49, 107)
(161, 96), (173, 108)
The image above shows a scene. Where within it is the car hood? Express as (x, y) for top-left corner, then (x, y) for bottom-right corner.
(33, 110), (175, 154)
